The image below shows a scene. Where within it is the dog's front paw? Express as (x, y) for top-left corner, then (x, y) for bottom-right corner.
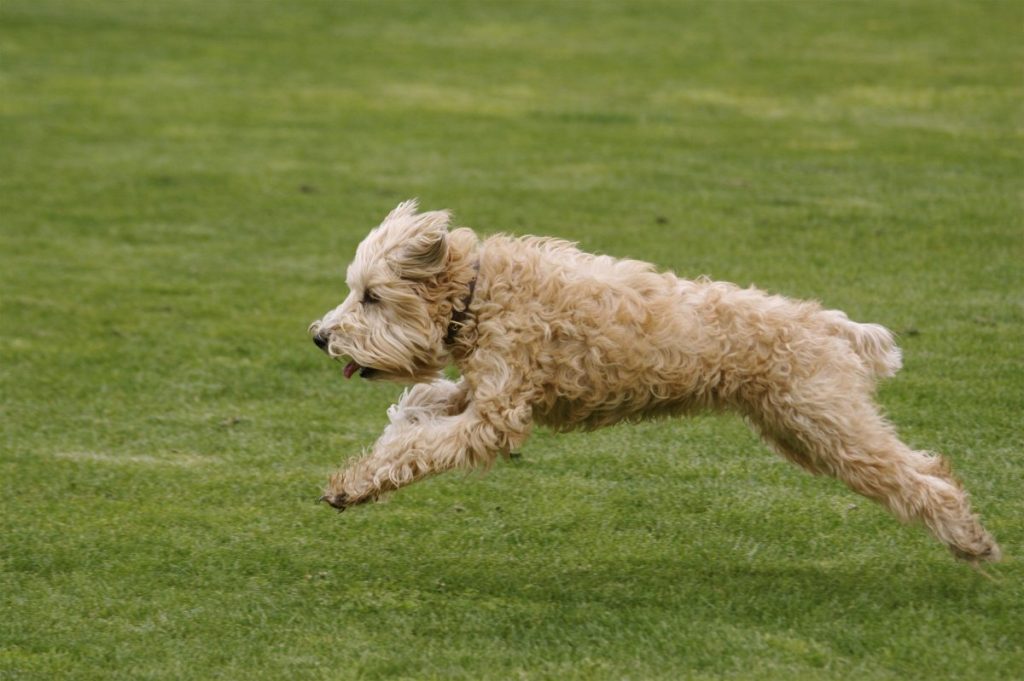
(318, 492), (350, 511)
(319, 489), (378, 512)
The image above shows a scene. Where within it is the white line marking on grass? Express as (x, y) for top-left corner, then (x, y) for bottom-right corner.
(52, 451), (220, 468)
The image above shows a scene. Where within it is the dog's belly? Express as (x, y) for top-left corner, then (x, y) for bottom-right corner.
(528, 322), (722, 431)
(532, 390), (710, 431)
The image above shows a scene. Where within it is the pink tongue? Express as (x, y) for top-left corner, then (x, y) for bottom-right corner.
(343, 360), (361, 379)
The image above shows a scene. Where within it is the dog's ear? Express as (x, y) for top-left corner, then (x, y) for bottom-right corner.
(389, 209), (450, 279)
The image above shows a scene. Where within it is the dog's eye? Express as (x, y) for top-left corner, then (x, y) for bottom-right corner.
(362, 289), (380, 305)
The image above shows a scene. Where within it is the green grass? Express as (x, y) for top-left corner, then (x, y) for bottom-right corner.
(1, 0), (1022, 678)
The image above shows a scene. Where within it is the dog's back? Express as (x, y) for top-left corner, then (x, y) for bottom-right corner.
(475, 235), (900, 426)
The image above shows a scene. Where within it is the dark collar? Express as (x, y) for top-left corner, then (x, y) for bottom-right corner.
(445, 262), (479, 345)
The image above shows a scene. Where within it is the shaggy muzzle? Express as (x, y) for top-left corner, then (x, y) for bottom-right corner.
(308, 320), (376, 379)
(308, 316), (443, 382)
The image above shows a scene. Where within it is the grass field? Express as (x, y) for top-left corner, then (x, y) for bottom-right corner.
(1, 1), (1022, 679)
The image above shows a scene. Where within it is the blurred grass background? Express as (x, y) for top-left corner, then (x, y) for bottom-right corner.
(1, 1), (1022, 679)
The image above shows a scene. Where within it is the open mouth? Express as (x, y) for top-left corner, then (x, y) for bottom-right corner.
(342, 359), (378, 380)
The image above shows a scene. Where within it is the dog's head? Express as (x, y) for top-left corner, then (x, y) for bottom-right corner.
(309, 200), (479, 382)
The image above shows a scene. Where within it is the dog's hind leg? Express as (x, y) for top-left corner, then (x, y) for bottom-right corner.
(747, 384), (1000, 562)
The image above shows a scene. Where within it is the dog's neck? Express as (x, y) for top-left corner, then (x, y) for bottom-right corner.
(444, 261), (479, 346)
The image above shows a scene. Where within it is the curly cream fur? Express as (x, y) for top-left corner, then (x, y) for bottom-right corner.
(309, 201), (1000, 563)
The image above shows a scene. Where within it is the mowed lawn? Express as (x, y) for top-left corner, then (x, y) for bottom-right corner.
(1, 1), (1021, 679)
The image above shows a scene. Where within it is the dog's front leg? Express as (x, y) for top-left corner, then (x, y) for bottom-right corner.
(384, 378), (469, 425)
(321, 383), (532, 510)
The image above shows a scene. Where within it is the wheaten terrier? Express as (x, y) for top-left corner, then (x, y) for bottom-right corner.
(309, 200), (1000, 562)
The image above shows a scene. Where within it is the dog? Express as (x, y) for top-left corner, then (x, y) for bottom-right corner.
(309, 200), (1000, 562)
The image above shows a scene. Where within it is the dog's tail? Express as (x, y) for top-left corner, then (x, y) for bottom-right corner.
(822, 310), (903, 379)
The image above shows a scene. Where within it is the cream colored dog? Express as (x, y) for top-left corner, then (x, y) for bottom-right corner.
(309, 200), (1000, 562)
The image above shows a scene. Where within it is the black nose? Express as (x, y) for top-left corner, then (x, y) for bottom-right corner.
(313, 332), (329, 350)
